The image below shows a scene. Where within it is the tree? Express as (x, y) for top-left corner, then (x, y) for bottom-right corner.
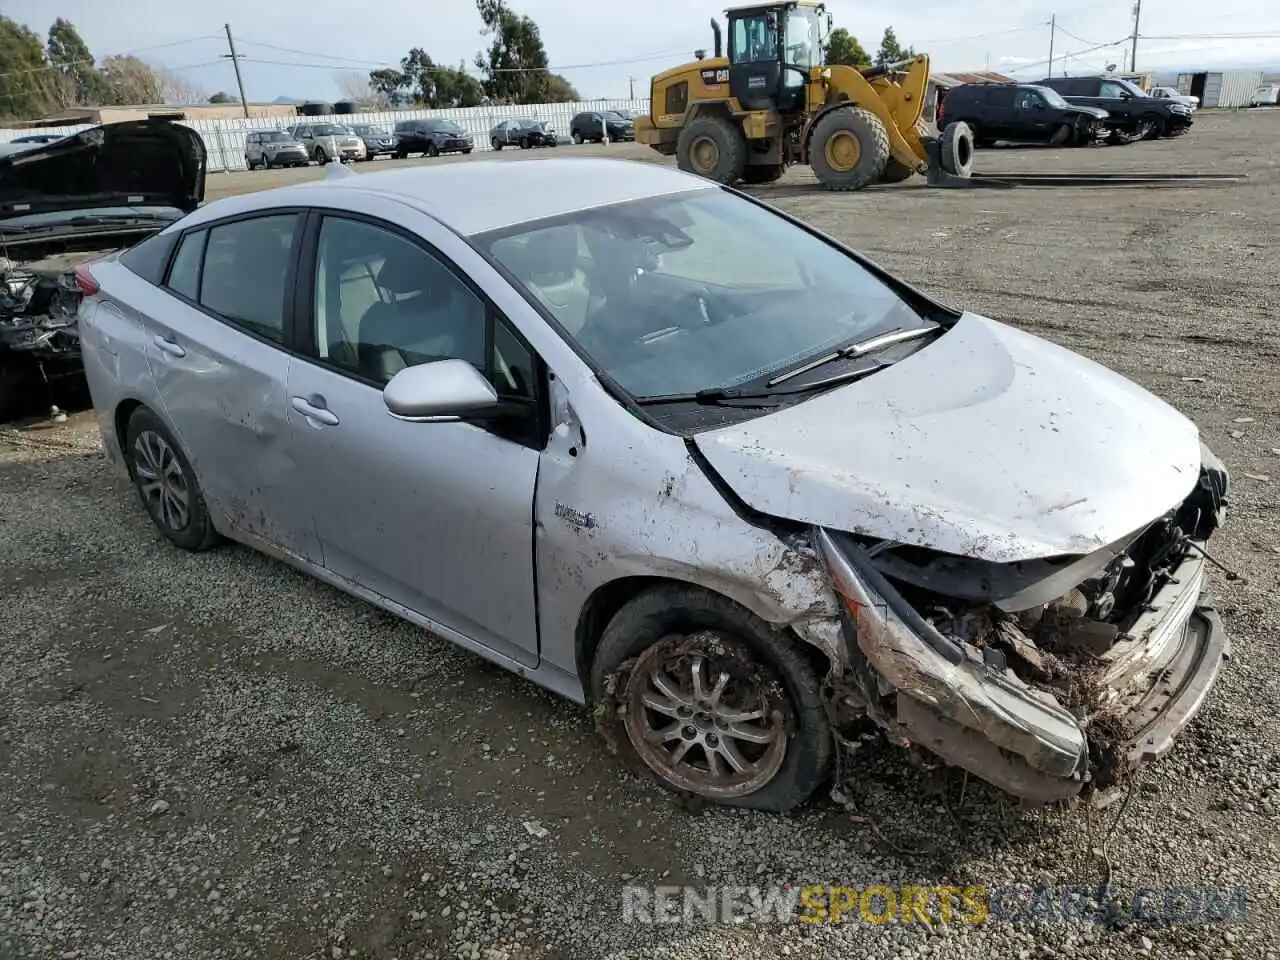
(99, 54), (162, 105)
(544, 73), (579, 102)
(0, 16), (58, 120)
(825, 28), (870, 68)
(208, 91), (235, 103)
(368, 68), (408, 107)
(335, 71), (376, 104)
(431, 62), (484, 107)
(155, 67), (205, 105)
(474, 0), (552, 104)
(46, 18), (103, 107)
(874, 27), (915, 68)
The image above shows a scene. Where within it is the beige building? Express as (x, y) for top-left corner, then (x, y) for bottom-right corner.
(21, 102), (300, 128)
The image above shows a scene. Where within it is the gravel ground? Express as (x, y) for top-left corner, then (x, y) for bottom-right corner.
(3, 110), (1280, 960)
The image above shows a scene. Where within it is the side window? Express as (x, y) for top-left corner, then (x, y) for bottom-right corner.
(731, 14), (775, 63)
(198, 214), (299, 343)
(166, 230), (206, 300)
(312, 216), (494, 388)
(1100, 81), (1127, 99)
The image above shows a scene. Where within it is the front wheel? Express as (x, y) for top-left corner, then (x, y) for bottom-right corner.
(809, 106), (891, 191)
(313, 147), (329, 165)
(427, 143), (440, 158)
(492, 139), (503, 150)
(1140, 114), (1166, 140)
(125, 407), (222, 553)
(572, 130), (584, 144)
(589, 585), (832, 812)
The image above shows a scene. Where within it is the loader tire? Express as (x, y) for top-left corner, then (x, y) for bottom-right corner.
(879, 158), (915, 183)
(676, 115), (746, 184)
(809, 106), (889, 191)
(939, 121), (974, 177)
(742, 163), (785, 184)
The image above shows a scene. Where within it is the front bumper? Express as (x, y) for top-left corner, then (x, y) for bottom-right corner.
(438, 139), (473, 154)
(267, 150), (308, 164)
(818, 529), (1228, 804)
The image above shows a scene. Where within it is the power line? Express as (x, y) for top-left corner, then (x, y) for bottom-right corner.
(0, 35), (222, 81)
(1004, 36), (1131, 75)
(238, 47), (693, 76)
(1056, 26), (1104, 46)
(1139, 31), (1280, 39)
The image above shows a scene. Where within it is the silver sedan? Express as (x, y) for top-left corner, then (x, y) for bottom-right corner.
(76, 157), (1230, 812)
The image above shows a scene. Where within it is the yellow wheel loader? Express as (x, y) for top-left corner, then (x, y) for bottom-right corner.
(634, 1), (973, 190)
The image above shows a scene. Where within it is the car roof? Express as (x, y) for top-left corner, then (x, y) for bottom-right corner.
(185, 157), (717, 237)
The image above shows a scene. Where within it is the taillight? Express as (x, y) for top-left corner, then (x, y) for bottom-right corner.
(74, 263), (100, 296)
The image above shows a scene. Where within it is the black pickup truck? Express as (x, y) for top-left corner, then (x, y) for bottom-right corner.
(1035, 76), (1193, 141)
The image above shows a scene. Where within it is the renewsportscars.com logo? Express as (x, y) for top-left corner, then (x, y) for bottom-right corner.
(621, 884), (1250, 926)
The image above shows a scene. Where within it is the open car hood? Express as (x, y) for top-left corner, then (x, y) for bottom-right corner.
(0, 120), (206, 219)
(692, 313), (1203, 564)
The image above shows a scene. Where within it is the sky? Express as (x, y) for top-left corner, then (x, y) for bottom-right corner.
(8, 0), (1279, 103)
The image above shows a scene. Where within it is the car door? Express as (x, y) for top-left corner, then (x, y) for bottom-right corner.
(141, 210), (323, 562)
(245, 133), (260, 164)
(284, 202), (544, 666)
(1013, 89), (1051, 139)
(1098, 80), (1134, 121)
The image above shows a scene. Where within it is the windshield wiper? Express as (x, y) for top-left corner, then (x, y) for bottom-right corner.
(635, 360), (888, 407)
(66, 213), (169, 226)
(768, 323), (938, 387)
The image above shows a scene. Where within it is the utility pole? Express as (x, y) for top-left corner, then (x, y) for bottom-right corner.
(628, 76), (635, 98)
(1047, 15), (1056, 78)
(1129, 0), (1142, 72)
(222, 23), (250, 118)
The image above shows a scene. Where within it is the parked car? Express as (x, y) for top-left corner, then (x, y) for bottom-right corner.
(0, 120), (204, 422)
(1250, 83), (1280, 106)
(349, 123), (397, 159)
(393, 118), (474, 158)
(490, 118), (559, 150)
(245, 129), (309, 169)
(1149, 86), (1199, 110)
(75, 158), (1231, 813)
(936, 83), (1107, 147)
(569, 110), (635, 144)
(1035, 76), (1193, 141)
(288, 123), (366, 164)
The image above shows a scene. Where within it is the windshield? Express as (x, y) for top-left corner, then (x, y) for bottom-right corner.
(312, 124), (349, 135)
(516, 119), (543, 128)
(1032, 85), (1068, 108)
(263, 131), (292, 142)
(0, 205), (184, 235)
(1118, 80), (1147, 97)
(785, 7), (821, 69)
(478, 188), (927, 400)
(433, 120), (463, 133)
(603, 111), (628, 121)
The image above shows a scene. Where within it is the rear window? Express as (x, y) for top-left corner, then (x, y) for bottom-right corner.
(119, 230), (179, 285)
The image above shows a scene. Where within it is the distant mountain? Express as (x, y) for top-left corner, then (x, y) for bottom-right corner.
(272, 95), (304, 105)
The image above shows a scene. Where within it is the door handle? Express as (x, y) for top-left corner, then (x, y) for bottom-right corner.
(152, 334), (186, 358)
(291, 395), (340, 426)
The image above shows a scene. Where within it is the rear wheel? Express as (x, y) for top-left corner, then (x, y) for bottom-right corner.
(124, 407), (221, 553)
(809, 106), (890, 191)
(675, 114), (747, 184)
(589, 585), (832, 813)
(573, 130), (584, 144)
(492, 138), (503, 150)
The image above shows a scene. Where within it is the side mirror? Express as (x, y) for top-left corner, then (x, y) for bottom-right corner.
(382, 359), (500, 422)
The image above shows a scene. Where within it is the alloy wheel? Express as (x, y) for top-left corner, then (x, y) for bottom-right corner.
(620, 632), (789, 800)
(133, 430), (191, 532)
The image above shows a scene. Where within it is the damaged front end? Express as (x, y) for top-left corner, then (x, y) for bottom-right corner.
(817, 444), (1231, 804)
(0, 252), (87, 360)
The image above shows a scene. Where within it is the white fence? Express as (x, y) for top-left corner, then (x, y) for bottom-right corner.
(0, 98), (653, 174)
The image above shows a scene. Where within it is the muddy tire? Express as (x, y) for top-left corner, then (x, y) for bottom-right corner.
(676, 114), (747, 184)
(809, 106), (889, 191)
(589, 584), (832, 813)
(1048, 123), (1071, 146)
(879, 158), (916, 183)
(939, 121), (975, 177)
(124, 407), (222, 553)
(741, 163), (786, 184)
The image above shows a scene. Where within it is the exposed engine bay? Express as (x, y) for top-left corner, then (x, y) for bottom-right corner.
(0, 250), (99, 362)
(823, 446), (1231, 804)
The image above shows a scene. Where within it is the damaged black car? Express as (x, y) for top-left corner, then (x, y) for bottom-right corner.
(0, 120), (205, 421)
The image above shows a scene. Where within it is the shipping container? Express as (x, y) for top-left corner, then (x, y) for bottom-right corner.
(1181, 70), (1264, 107)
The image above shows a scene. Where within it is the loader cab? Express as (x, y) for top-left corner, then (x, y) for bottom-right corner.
(726, 1), (824, 113)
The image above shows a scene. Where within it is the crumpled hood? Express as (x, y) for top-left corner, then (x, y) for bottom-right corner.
(694, 313), (1203, 564)
(1069, 105), (1110, 119)
(0, 120), (206, 218)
